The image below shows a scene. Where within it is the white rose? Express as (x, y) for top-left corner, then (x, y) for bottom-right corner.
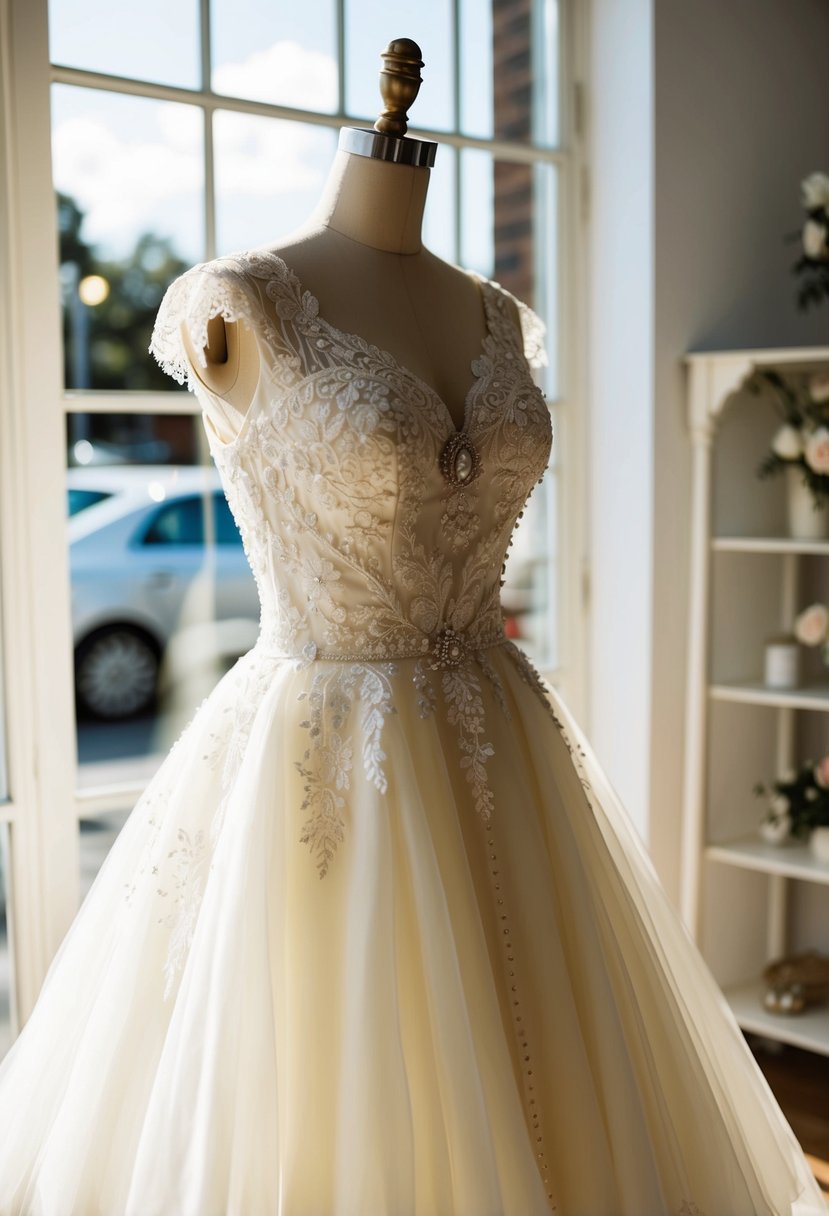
(804, 426), (829, 473)
(770, 792), (791, 816)
(795, 602), (829, 646)
(803, 219), (829, 260)
(771, 424), (803, 460)
(809, 372), (829, 404)
(801, 171), (829, 211)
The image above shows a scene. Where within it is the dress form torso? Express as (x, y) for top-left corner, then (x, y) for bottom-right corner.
(179, 147), (522, 434)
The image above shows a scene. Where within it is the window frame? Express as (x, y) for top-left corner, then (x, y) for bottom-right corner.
(0, 0), (589, 1030)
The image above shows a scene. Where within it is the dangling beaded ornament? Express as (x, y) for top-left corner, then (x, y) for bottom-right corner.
(439, 432), (482, 487)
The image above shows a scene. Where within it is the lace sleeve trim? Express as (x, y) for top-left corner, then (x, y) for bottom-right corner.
(148, 261), (261, 390)
(486, 276), (548, 371)
(515, 297), (548, 370)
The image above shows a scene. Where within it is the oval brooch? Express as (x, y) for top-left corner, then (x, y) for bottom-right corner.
(439, 432), (482, 488)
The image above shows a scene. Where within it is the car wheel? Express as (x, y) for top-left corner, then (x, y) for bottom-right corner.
(75, 626), (160, 720)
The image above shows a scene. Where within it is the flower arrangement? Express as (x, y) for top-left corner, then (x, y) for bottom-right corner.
(794, 601), (829, 662)
(752, 368), (829, 506)
(754, 756), (829, 842)
(790, 171), (829, 311)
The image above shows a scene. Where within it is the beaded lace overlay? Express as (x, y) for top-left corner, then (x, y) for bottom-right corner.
(146, 245), (553, 906)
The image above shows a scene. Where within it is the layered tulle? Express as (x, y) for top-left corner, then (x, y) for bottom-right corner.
(0, 642), (823, 1216)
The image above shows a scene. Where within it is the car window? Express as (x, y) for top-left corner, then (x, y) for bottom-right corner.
(141, 492), (242, 546)
(214, 494), (242, 545)
(67, 488), (114, 516)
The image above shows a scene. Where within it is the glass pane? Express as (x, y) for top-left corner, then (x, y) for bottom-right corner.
(460, 0), (559, 146)
(67, 413), (258, 790)
(48, 0), (200, 89)
(211, 0), (338, 113)
(459, 0), (493, 140)
(532, 0), (560, 147)
(214, 111), (337, 256)
(0, 824), (14, 1060)
(345, 2), (454, 132)
(51, 85), (204, 391)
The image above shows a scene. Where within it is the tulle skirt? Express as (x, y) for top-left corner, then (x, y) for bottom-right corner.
(0, 639), (823, 1216)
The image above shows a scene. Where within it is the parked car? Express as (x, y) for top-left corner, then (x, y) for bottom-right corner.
(68, 466), (259, 720)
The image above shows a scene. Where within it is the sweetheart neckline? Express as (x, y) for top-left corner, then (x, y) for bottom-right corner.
(256, 248), (495, 440)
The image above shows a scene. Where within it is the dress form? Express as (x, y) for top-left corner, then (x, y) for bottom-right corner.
(180, 41), (522, 433)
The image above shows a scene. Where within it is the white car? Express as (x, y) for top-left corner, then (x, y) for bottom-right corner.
(68, 466), (260, 720)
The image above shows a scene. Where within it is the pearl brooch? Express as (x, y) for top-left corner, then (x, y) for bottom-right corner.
(439, 431), (482, 487)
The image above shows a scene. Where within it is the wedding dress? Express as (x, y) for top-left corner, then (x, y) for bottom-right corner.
(0, 247), (823, 1216)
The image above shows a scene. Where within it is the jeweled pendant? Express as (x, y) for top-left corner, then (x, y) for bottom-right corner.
(439, 431), (482, 487)
(429, 626), (469, 669)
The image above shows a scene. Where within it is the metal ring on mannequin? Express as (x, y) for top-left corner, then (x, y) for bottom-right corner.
(337, 126), (437, 168)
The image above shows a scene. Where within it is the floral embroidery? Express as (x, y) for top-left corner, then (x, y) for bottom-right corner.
(295, 662), (398, 877)
(677, 1202), (706, 1216)
(156, 827), (208, 1000)
(443, 663), (496, 824)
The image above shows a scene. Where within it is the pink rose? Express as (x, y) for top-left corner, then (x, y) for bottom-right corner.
(795, 602), (829, 646)
(804, 426), (829, 474)
(814, 756), (829, 788)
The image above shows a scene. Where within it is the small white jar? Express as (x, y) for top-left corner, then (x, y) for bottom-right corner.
(764, 634), (800, 689)
(809, 825), (829, 863)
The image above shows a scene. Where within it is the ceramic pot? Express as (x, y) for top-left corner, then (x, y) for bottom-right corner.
(785, 464), (829, 539)
(808, 825), (829, 863)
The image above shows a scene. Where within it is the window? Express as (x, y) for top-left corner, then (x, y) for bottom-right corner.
(0, 0), (586, 1044)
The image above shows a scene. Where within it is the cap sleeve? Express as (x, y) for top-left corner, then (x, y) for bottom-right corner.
(149, 261), (262, 390)
(515, 298), (548, 370)
(487, 275), (549, 371)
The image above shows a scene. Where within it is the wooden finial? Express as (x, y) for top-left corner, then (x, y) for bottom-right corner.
(373, 38), (425, 139)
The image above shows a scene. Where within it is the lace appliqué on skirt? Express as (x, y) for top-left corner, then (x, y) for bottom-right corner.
(294, 659), (398, 878)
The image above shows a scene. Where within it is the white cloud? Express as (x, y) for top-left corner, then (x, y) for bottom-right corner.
(212, 39), (337, 112)
(51, 111), (202, 253)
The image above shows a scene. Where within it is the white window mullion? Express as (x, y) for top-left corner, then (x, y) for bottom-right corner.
(3, 0), (80, 1025)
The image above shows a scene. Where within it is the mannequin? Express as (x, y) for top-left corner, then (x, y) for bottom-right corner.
(180, 38), (523, 435)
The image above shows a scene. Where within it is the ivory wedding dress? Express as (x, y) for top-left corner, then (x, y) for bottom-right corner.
(0, 247), (824, 1216)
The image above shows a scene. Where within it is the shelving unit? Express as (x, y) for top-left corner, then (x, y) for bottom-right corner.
(681, 344), (829, 1059)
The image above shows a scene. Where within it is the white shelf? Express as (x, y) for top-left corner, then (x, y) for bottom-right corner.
(709, 680), (829, 710)
(683, 347), (829, 1063)
(712, 536), (829, 555)
(706, 834), (829, 885)
(725, 979), (829, 1058)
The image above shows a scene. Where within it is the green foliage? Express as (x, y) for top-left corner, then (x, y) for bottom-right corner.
(754, 762), (829, 838)
(58, 191), (190, 391)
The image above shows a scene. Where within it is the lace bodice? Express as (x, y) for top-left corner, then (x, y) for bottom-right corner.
(150, 248), (553, 666)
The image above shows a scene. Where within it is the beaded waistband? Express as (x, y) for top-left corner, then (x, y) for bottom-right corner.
(252, 624), (510, 669)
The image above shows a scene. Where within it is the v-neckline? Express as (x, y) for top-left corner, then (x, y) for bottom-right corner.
(261, 250), (493, 438)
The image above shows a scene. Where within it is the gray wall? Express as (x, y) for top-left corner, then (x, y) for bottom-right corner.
(588, 0), (829, 904)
